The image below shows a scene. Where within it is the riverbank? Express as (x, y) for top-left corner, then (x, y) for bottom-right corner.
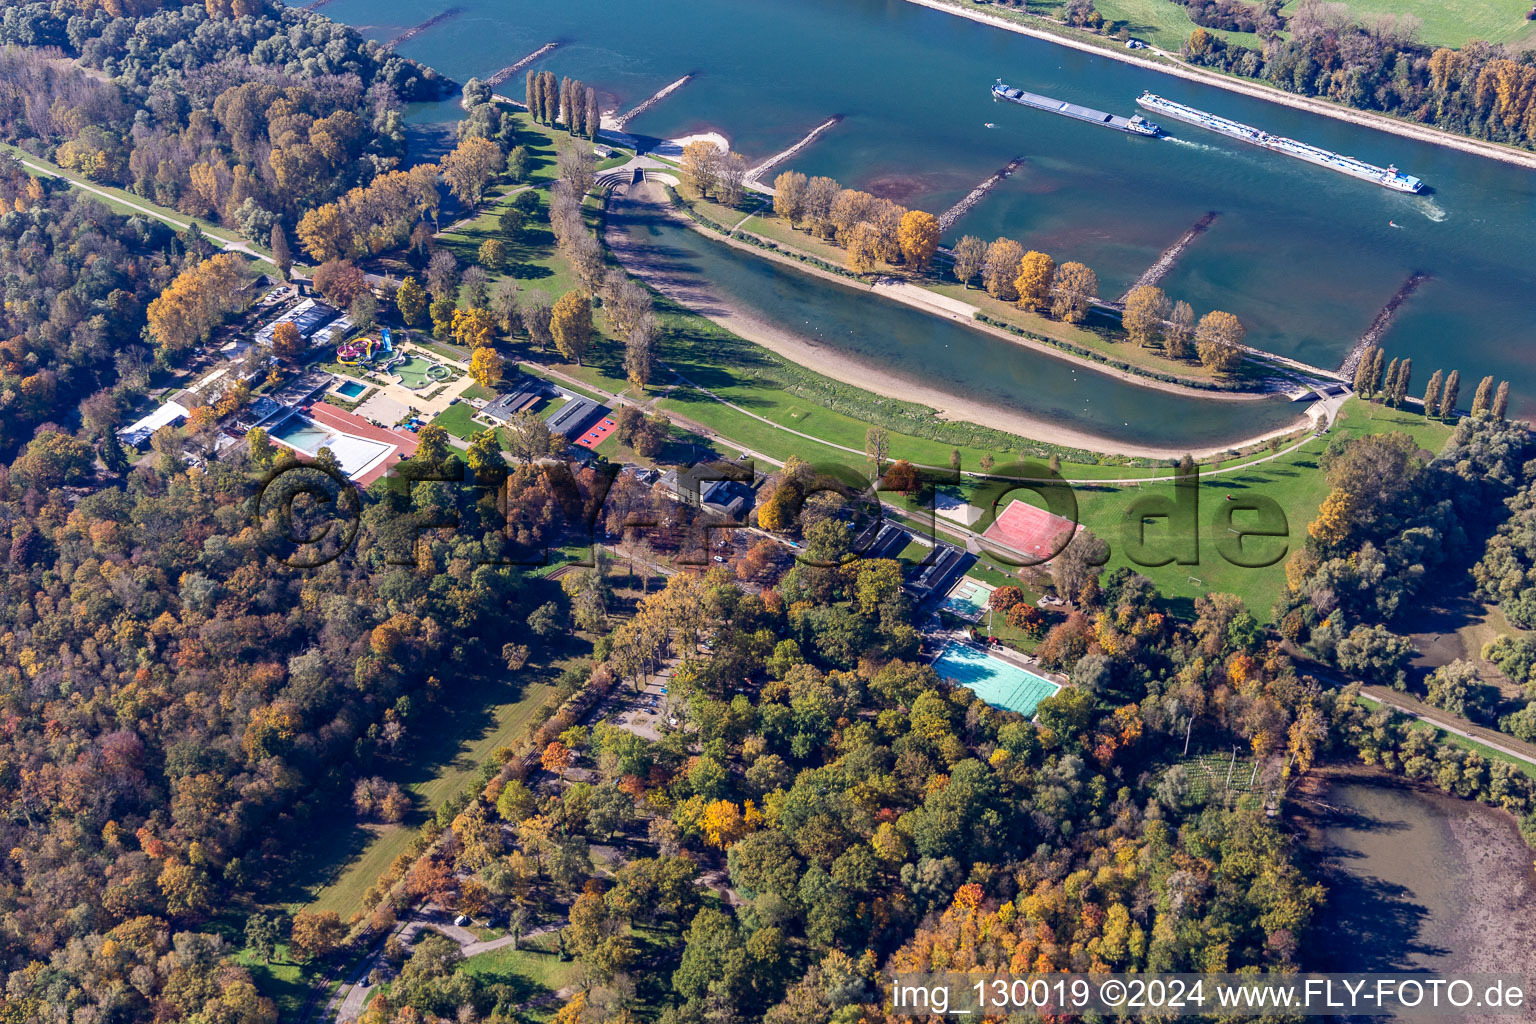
(610, 179), (1312, 459)
(902, 0), (1536, 173)
(669, 186), (1287, 402)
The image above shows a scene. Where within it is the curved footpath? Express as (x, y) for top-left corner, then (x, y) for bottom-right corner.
(607, 177), (1314, 460)
(902, 0), (1536, 173)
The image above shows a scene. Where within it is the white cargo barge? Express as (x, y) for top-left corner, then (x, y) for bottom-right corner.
(1137, 92), (1423, 193)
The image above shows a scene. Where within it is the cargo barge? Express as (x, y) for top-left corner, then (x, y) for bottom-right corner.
(992, 80), (1160, 136)
(1137, 92), (1424, 193)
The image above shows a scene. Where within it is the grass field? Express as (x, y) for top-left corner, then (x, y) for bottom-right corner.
(460, 931), (582, 999)
(1281, 0), (1536, 47)
(299, 664), (563, 918)
(978, 400), (1450, 619)
(431, 400), (481, 440)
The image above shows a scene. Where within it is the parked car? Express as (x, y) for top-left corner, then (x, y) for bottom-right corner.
(454, 914), (469, 927)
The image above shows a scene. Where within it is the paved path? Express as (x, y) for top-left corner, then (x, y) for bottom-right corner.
(1359, 685), (1536, 769)
(13, 154), (275, 266)
(334, 909), (565, 1022)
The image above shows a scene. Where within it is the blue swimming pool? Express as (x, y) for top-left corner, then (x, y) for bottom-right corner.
(932, 641), (1061, 717)
(336, 381), (366, 399)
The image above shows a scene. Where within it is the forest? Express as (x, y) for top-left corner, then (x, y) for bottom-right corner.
(1179, 1), (1536, 150)
(0, 0), (444, 238)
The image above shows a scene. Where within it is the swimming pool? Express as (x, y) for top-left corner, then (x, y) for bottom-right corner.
(336, 381), (366, 399)
(269, 414), (393, 479)
(932, 641), (1061, 717)
(939, 577), (993, 621)
(271, 415), (336, 453)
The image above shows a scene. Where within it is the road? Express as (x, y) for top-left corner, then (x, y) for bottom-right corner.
(1359, 684), (1536, 769)
(332, 908), (565, 1023)
(12, 152), (275, 266)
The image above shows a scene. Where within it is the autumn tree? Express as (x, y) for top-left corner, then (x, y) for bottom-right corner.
(983, 238), (1026, 300)
(1195, 310), (1246, 373)
(719, 152), (748, 207)
(865, 426), (890, 475)
(1121, 285), (1170, 346)
(396, 276), (428, 326)
(773, 170), (808, 226)
(270, 321), (304, 361)
(551, 290), (593, 365)
(146, 252), (248, 355)
(1050, 260), (1098, 323)
(506, 410), (556, 463)
(479, 237), (508, 270)
(897, 209), (940, 270)
(440, 136), (503, 208)
(1421, 369), (1443, 419)
(1166, 299), (1196, 359)
(1012, 249), (1055, 310)
(269, 224), (293, 280)
(452, 307), (499, 349)
(289, 910), (344, 962)
(952, 235), (986, 289)
(1472, 374), (1496, 416)
(470, 346), (504, 387)
(680, 140), (723, 198)
(1439, 369), (1460, 419)
(311, 259), (366, 306)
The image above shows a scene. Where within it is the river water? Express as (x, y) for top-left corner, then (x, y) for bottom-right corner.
(1310, 777), (1536, 1011)
(329, 0), (1536, 427)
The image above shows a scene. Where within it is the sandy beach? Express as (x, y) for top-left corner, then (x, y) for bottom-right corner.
(606, 180), (1310, 460)
(903, 0), (1536, 173)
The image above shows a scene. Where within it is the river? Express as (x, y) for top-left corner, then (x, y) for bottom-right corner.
(1308, 774), (1536, 1018)
(326, 0), (1536, 423)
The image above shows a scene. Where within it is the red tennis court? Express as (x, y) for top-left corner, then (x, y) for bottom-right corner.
(574, 417), (616, 450)
(981, 499), (1081, 562)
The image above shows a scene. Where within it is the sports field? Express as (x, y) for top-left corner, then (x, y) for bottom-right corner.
(982, 499), (1081, 563)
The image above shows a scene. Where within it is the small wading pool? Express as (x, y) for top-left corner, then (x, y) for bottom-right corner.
(335, 381), (367, 399)
(939, 577), (993, 621)
(932, 640), (1060, 717)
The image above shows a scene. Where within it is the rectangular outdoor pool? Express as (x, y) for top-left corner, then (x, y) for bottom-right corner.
(335, 381), (366, 399)
(932, 640), (1060, 717)
(938, 577), (993, 621)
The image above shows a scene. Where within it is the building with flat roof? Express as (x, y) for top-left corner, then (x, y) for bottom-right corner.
(482, 378), (551, 424)
(546, 396), (609, 440)
(908, 541), (972, 597)
(658, 462), (757, 520)
(255, 298), (338, 347)
(119, 400), (190, 449)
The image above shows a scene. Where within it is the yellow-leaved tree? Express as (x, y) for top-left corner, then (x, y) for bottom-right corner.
(1012, 250), (1055, 310)
(897, 209), (940, 270)
(550, 290), (593, 365)
(469, 346), (504, 388)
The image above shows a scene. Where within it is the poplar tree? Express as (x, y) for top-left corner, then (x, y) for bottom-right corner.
(1493, 381), (1510, 420)
(1392, 358), (1411, 408)
(562, 76), (574, 129)
(541, 72), (558, 126)
(1440, 369), (1460, 420)
(585, 87), (599, 140)
(526, 70), (538, 121)
(1471, 375), (1495, 416)
(1422, 370), (1443, 420)
(1381, 358), (1399, 404)
(1351, 345), (1376, 395)
(269, 224), (292, 281)
(1367, 348), (1385, 397)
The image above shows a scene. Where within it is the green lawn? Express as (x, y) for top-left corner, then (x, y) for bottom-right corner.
(982, 400), (1450, 619)
(1281, 0), (1536, 47)
(431, 400), (482, 440)
(460, 932), (582, 999)
(299, 664), (564, 918)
